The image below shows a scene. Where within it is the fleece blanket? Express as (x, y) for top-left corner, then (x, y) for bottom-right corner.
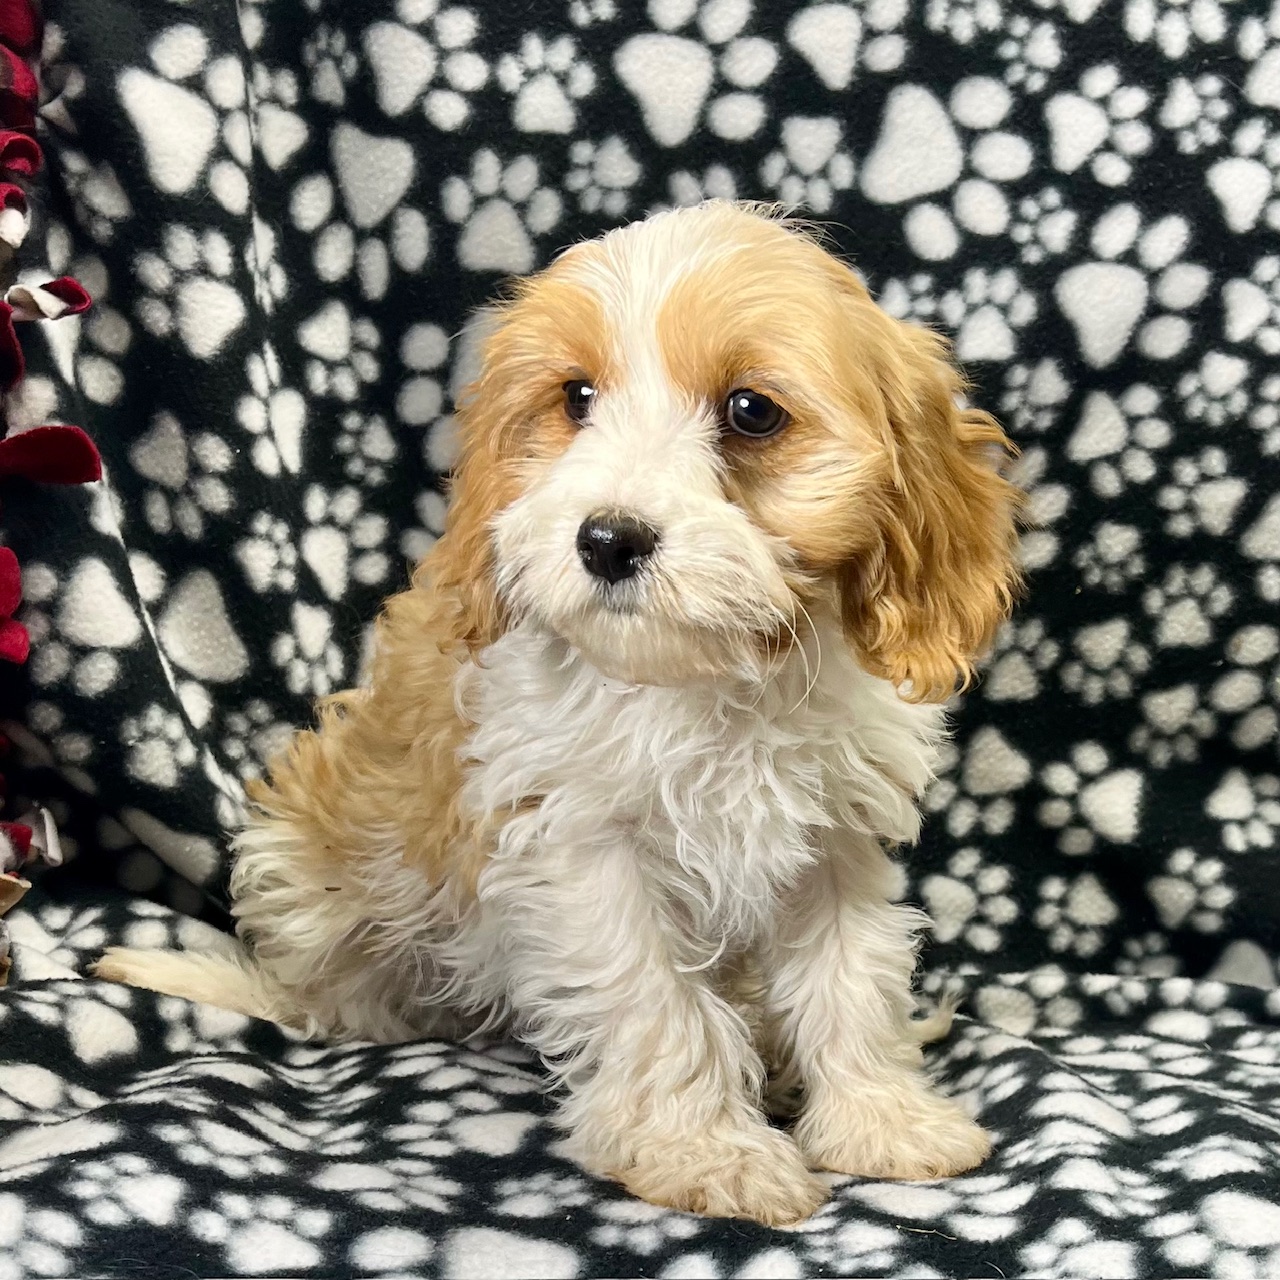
(3, 0), (1280, 1275)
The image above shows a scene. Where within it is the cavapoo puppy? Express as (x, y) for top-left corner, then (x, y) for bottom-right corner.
(96, 201), (1021, 1226)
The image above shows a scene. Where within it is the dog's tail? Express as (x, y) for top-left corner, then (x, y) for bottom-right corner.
(91, 945), (297, 1028)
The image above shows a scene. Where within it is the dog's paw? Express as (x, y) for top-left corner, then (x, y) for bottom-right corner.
(796, 1076), (990, 1181)
(618, 1123), (828, 1226)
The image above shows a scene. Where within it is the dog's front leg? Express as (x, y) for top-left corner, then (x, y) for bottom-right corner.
(489, 838), (826, 1225)
(762, 836), (990, 1180)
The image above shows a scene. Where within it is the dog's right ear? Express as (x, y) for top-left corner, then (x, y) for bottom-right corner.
(421, 306), (519, 656)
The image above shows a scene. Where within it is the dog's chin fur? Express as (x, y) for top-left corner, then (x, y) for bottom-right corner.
(93, 201), (1021, 1226)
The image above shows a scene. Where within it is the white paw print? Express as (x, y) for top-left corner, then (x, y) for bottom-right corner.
(1148, 848), (1235, 932)
(1130, 683), (1216, 768)
(1034, 873), (1119, 958)
(1159, 74), (1232, 154)
(570, 0), (618, 25)
(1156, 446), (1247, 538)
(1210, 116), (1280, 235)
(565, 136), (642, 216)
(1124, 0), (1232, 59)
(1000, 357), (1071, 435)
(1058, 204), (1208, 367)
(590, 1199), (702, 1254)
(442, 149), (562, 274)
(301, 23), (358, 106)
(937, 267), (1037, 362)
(153, 1115), (286, 1177)
(1224, 624), (1280, 752)
(397, 321), (451, 429)
(337, 411), (398, 485)
(887, 77), (1035, 261)
(120, 703), (198, 790)
(664, 162), (738, 207)
(497, 32), (595, 133)
(983, 616), (1061, 702)
(995, 13), (1061, 93)
(1248, 374), (1280, 456)
(25, 701), (96, 786)
(313, 1158), (463, 1215)
(66, 1152), (185, 1228)
(401, 489), (449, 564)
(920, 847), (1019, 952)
(1047, 63), (1152, 187)
(234, 512), (298, 594)
(1223, 253), (1280, 355)
(1116, 931), (1179, 978)
(271, 602), (345, 697)
(290, 169), (430, 303)
(221, 699), (293, 781)
(190, 1191), (331, 1271)
(1060, 619), (1149, 706)
(129, 412), (235, 541)
(1206, 770), (1280, 853)
(237, 341), (306, 476)
(1073, 521), (1145, 592)
(494, 1171), (592, 1217)
(299, 302), (381, 402)
(1143, 563), (1233, 649)
(1005, 443), (1070, 571)
(1066, 383), (1172, 500)
(925, 0), (1001, 44)
(59, 148), (133, 245)
(134, 224), (246, 359)
(0, 1194), (85, 1272)
(1038, 741), (1143, 854)
(1008, 187), (1077, 265)
(121, 30), (253, 213)
(617, 0), (778, 147)
(1176, 351), (1249, 427)
(363, 0), (488, 130)
(301, 483), (390, 601)
(245, 213), (287, 315)
(759, 116), (854, 214)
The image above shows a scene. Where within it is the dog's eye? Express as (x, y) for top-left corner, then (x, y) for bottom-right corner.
(724, 389), (789, 438)
(563, 379), (597, 424)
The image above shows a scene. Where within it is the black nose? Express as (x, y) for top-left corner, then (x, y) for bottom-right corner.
(576, 513), (659, 585)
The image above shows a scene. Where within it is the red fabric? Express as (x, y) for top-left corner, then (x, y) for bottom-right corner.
(0, 180), (23, 212)
(0, 424), (103, 484)
(39, 276), (92, 316)
(0, 129), (38, 177)
(0, 617), (25, 663)
(0, 546), (18, 616)
(0, 45), (35, 114)
(0, 0), (39, 57)
(0, 300), (19, 391)
(0, 821), (30, 859)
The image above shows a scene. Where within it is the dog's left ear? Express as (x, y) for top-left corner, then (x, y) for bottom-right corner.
(834, 279), (1023, 703)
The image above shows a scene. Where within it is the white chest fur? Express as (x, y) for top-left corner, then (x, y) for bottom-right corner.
(457, 622), (946, 949)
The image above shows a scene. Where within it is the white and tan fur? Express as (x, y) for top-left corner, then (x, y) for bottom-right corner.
(95, 202), (1021, 1226)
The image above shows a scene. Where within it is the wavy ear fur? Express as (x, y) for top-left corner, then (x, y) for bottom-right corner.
(836, 285), (1023, 703)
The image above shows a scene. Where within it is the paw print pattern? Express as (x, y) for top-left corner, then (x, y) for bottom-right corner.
(570, 0), (618, 26)
(1073, 521), (1146, 592)
(1148, 848), (1235, 932)
(1124, 0), (1232, 60)
(234, 512), (299, 594)
(921, 847), (1019, 952)
(1176, 351), (1249, 428)
(301, 24), (358, 106)
(299, 303), (382, 402)
(120, 704), (199, 790)
(616, 0), (779, 148)
(134, 225), (247, 359)
(1224, 625), (1280, 751)
(220, 700), (293, 781)
(984, 617), (1061, 702)
(1009, 187), (1077, 265)
(1034, 872), (1120, 957)
(336, 411), (398, 485)
(301, 483), (391, 601)
(1000, 357), (1071, 435)
(1159, 74), (1233, 155)
(1061, 618), (1150, 705)
(590, 1198), (703, 1254)
(1156, 447), (1247, 538)
(1067, 384), (1173, 499)
(665, 162), (738, 207)
(1046, 64), (1153, 188)
(1057, 205), (1209, 369)
(1143, 563), (1234, 649)
(925, 0), (1002, 45)
(1248, 374), (1280, 455)
(129, 412), (235, 541)
(1222, 255), (1280, 355)
(1209, 117), (1280, 236)
(497, 33), (595, 133)
(26, 700), (97, 788)
(1130, 683), (1216, 768)
(397, 321), (450, 430)
(361, 0), (488, 130)
(565, 136), (642, 216)
(1116, 931), (1180, 978)
(189, 1192), (331, 1272)
(271, 602), (345, 698)
(290, 168), (430, 303)
(494, 1171), (593, 1217)
(443, 149), (562, 275)
(995, 14), (1061, 93)
(237, 341), (307, 476)
(1039, 741), (1143, 854)
(0, 1195), (86, 1272)
(66, 1153), (185, 1228)
(1206, 770), (1280, 853)
(937, 267), (1037, 362)
(58, 149), (133, 246)
(759, 117), (855, 213)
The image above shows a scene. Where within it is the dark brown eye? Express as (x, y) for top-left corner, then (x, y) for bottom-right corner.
(564, 379), (597, 423)
(724, 388), (788, 438)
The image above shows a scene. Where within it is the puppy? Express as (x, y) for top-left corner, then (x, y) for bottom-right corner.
(96, 202), (1021, 1226)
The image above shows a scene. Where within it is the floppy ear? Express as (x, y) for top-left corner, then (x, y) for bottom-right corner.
(838, 303), (1023, 703)
(419, 307), (519, 656)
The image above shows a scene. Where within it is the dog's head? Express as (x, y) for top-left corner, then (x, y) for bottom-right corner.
(431, 202), (1021, 700)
